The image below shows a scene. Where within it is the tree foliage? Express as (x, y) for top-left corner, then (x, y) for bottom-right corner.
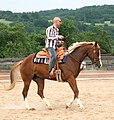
(0, 5), (114, 58)
(0, 23), (43, 58)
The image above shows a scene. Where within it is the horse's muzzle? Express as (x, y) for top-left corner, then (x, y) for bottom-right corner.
(95, 61), (102, 68)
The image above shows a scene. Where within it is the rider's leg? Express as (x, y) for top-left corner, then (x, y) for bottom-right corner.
(47, 47), (56, 73)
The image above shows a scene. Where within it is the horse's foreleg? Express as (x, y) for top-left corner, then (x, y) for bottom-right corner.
(35, 78), (53, 110)
(66, 77), (84, 109)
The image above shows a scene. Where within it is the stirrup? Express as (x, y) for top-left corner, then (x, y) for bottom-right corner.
(49, 69), (55, 78)
(55, 69), (63, 82)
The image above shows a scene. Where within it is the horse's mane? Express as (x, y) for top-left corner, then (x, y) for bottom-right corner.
(68, 42), (95, 53)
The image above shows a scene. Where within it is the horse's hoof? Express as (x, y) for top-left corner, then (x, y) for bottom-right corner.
(77, 104), (84, 110)
(80, 106), (84, 109)
(28, 108), (36, 111)
(48, 106), (53, 110)
(66, 105), (69, 109)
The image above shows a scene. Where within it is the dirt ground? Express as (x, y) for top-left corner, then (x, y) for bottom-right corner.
(0, 70), (114, 120)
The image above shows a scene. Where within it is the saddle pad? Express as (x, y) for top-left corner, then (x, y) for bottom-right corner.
(59, 55), (67, 64)
(33, 53), (49, 64)
(33, 53), (67, 64)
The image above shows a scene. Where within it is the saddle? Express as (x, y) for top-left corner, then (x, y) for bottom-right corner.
(36, 46), (65, 62)
(35, 45), (66, 82)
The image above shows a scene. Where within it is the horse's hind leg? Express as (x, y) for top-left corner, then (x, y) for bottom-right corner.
(33, 77), (53, 110)
(22, 77), (32, 110)
(66, 76), (84, 109)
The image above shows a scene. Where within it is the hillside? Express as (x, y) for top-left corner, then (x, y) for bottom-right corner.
(37, 5), (114, 23)
(1, 5), (114, 23)
(0, 5), (114, 38)
(0, 5), (114, 57)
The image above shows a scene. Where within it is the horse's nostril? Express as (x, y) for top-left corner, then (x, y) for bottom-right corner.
(95, 61), (102, 68)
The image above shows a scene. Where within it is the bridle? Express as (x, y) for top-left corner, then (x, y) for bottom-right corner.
(68, 43), (100, 65)
(87, 44), (97, 64)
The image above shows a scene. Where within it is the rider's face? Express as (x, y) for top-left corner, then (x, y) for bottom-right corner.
(56, 20), (62, 27)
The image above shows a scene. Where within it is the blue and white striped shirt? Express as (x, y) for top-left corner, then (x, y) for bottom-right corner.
(45, 25), (60, 50)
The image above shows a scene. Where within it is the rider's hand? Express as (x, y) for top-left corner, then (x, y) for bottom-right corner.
(58, 35), (64, 40)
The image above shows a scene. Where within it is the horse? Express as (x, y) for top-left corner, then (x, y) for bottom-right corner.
(5, 42), (102, 110)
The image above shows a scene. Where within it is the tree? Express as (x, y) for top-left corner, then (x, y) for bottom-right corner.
(75, 25), (112, 53)
(59, 18), (78, 48)
(0, 23), (28, 57)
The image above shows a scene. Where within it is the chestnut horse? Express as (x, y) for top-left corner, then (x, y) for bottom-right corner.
(5, 42), (102, 110)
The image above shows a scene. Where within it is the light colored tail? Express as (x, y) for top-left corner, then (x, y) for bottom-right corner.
(4, 60), (23, 91)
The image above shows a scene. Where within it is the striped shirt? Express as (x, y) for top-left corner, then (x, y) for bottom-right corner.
(45, 25), (61, 50)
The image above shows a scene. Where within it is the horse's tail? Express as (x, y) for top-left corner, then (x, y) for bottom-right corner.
(4, 60), (23, 91)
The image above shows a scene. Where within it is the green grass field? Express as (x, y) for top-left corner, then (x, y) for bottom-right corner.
(83, 21), (114, 27)
(0, 19), (13, 25)
(95, 23), (114, 26)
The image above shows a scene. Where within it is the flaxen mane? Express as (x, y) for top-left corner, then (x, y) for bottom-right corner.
(68, 42), (97, 53)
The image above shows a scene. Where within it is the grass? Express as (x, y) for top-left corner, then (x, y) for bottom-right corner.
(95, 23), (114, 26)
(0, 19), (13, 25)
(82, 21), (114, 27)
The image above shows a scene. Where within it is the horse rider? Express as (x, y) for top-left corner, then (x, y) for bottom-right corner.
(45, 17), (64, 78)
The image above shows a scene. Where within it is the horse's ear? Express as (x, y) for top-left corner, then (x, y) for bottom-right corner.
(95, 42), (97, 47)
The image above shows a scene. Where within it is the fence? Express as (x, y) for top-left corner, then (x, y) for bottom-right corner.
(0, 58), (22, 71)
(84, 54), (114, 70)
(0, 54), (114, 70)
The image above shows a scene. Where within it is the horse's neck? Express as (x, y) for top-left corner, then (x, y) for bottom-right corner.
(70, 45), (90, 63)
